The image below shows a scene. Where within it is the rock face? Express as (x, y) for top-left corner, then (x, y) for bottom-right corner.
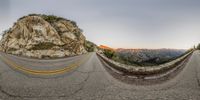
(0, 14), (88, 58)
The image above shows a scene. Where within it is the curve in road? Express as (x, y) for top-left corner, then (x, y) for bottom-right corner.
(0, 51), (199, 100)
(0, 53), (92, 75)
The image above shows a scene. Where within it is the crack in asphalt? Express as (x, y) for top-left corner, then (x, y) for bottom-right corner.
(88, 58), (128, 100)
(195, 67), (200, 88)
(0, 85), (21, 99)
(67, 74), (90, 98)
(0, 86), (20, 98)
(197, 76), (200, 87)
(72, 65), (96, 92)
(0, 71), (91, 99)
(67, 56), (115, 100)
(0, 70), (18, 98)
(1, 52), (200, 100)
(0, 55), (93, 99)
(65, 66), (95, 99)
(89, 56), (121, 100)
(193, 54), (200, 88)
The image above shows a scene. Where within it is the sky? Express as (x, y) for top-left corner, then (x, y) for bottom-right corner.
(0, 0), (200, 49)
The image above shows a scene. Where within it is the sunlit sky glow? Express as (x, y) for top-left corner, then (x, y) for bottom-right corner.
(0, 0), (200, 49)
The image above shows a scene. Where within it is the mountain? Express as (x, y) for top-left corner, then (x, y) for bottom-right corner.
(114, 48), (186, 66)
(99, 45), (115, 51)
(0, 14), (96, 58)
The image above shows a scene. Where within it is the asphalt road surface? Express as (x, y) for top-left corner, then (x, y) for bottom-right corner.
(0, 51), (200, 100)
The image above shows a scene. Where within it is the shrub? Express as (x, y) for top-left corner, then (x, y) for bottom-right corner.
(197, 43), (200, 50)
(84, 41), (97, 52)
(41, 15), (61, 23)
(30, 42), (56, 50)
(103, 49), (116, 59)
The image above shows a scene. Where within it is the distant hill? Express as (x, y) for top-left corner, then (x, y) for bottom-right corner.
(115, 48), (186, 66)
(99, 45), (115, 51)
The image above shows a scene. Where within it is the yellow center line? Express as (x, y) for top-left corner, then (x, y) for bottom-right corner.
(0, 53), (92, 75)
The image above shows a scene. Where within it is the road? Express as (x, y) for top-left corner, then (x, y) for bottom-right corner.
(0, 51), (200, 100)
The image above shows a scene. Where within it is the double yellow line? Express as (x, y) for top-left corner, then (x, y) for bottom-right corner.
(0, 53), (91, 75)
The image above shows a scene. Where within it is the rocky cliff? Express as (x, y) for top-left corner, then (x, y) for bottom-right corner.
(0, 14), (92, 58)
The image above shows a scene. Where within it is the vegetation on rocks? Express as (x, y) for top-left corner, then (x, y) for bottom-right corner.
(84, 40), (98, 52)
(197, 43), (200, 50)
(30, 42), (56, 50)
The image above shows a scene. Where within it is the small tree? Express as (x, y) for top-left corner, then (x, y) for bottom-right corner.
(103, 49), (116, 59)
(197, 43), (200, 50)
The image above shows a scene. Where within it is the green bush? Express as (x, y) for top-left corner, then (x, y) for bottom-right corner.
(30, 42), (56, 50)
(41, 15), (63, 23)
(103, 49), (116, 59)
(197, 44), (200, 50)
(84, 40), (97, 52)
(18, 14), (75, 25)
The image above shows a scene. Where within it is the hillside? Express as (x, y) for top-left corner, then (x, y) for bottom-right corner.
(99, 45), (115, 51)
(0, 14), (96, 58)
(103, 48), (186, 66)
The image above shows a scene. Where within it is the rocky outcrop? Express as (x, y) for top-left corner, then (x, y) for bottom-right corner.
(0, 14), (89, 58)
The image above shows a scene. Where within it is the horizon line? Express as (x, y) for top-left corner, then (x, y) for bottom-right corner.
(98, 45), (190, 50)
